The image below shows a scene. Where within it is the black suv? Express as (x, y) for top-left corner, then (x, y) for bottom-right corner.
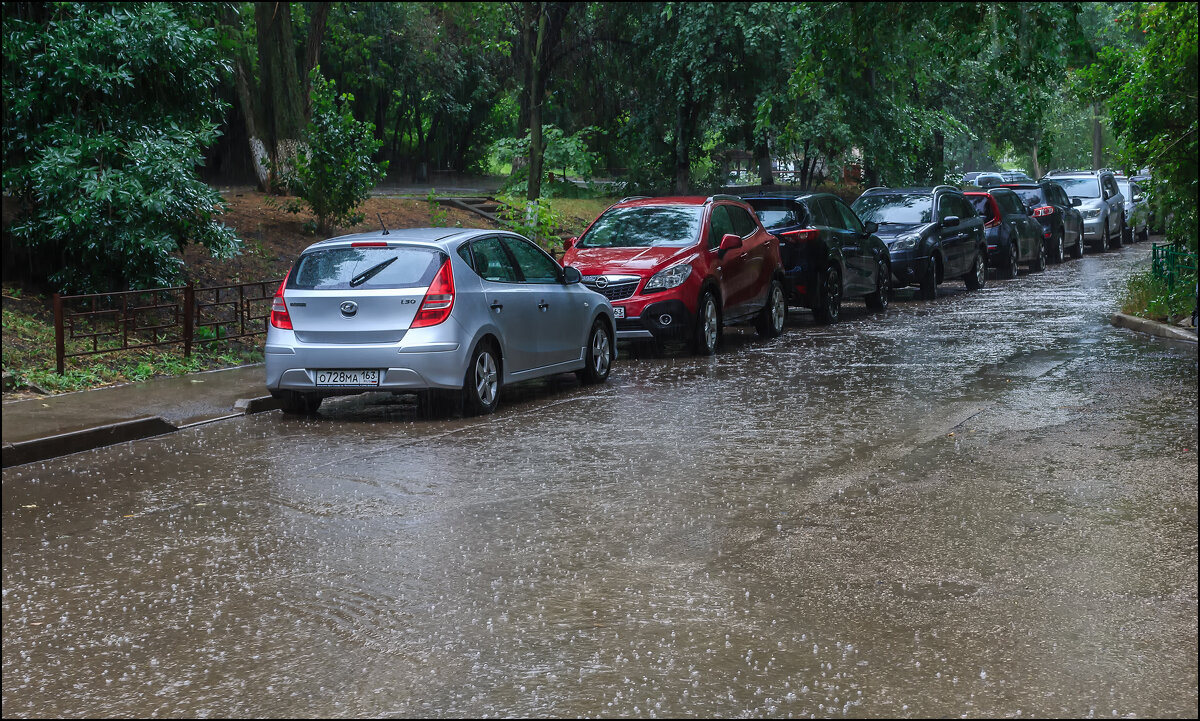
(851, 186), (987, 299)
(994, 182), (1085, 262)
(742, 193), (892, 323)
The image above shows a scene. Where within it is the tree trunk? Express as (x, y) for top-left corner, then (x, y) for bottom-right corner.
(304, 2), (331, 118)
(1031, 132), (1042, 180)
(673, 102), (693, 195)
(1091, 101), (1103, 170)
(755, 137), (773, 186)
(931, 129), (945, 186)
(254, 2), (306, 192)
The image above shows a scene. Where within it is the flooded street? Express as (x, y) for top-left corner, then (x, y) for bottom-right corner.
(4, 243), (1196, 718)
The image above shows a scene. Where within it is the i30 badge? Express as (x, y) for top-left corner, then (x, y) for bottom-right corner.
(340, 300), (358, 317)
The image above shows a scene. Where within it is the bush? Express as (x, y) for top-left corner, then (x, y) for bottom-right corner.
(2, 3), (240, 292)
(292, 70), (388, 236)
(1121, 268), (1197, 322)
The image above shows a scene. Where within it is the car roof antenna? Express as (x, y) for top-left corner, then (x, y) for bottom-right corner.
(376, 212), (389, 235)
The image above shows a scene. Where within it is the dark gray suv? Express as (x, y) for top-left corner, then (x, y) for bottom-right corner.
(1040, 170), (1125, 251)
(851, 185), (987, 299)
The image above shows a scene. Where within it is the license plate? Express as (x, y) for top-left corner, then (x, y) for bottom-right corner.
(613, 306), (625, 319)
(315, 369), (380, 386)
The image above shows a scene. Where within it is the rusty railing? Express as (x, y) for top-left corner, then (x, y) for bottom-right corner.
(53, 279), (281, 374)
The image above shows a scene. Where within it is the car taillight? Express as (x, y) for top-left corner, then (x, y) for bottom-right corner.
(1032, 206), (1054, 218)
(778, 229), (819, 244)
(411, 259), (454, 328)
(269, 271), (293, 330)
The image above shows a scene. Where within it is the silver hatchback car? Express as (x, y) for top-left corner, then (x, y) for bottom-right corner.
(266, 228), (616, 415)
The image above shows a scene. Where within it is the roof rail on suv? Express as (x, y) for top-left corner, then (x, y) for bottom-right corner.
(933, 184), (961, 194)
(706, 194), (744, 203)
(617, 196), (651, 204)
(861, 186), (888, 194)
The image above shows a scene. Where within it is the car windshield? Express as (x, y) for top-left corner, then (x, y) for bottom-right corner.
(852, 194), (932, 224)
(1054, 177), (1101, 198)
(579, 206), (703, 248)
(288, 246), (443, 290)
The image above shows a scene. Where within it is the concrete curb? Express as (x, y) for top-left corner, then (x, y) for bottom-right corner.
(1111, 312), (1198, 346)
(2, 395), (283, 469)
(2, 417), (177, 468)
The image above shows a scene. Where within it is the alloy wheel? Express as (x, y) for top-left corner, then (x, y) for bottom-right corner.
(475, 351), (498, 405)
(591, 327), (611, 376)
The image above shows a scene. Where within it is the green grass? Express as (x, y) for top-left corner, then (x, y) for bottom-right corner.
(1120, 268), (1197, 322)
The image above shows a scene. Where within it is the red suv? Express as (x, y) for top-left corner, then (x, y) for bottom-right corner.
(561, 195), (787, 354)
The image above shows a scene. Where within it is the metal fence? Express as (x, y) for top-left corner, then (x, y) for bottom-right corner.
(1151, 243), (1198, 290)
(53, 279), (282, 374)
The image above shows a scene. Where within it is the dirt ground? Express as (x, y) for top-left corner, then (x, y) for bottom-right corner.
(180, 190), (498, 287)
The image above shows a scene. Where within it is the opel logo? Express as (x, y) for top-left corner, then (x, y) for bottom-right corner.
(595, 276), (609, 289)
(340, 300), (358, 317)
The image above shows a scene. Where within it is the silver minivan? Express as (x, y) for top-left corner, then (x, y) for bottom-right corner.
(266, 228), (616, 415)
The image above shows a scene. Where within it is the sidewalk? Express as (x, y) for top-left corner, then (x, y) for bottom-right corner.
(1, 364), (279, 469)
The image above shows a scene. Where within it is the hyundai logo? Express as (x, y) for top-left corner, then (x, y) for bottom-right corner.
(340, 300), (358, 316)
(594, 276), (609, 289)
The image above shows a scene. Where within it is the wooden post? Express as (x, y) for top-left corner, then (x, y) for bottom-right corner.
(183, 283), (195, 357)
(53, 293), (65, 374)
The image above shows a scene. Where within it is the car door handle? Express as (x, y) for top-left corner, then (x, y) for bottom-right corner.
(489, 301), (503, 311)
(739, 252), (749, 259)
(538, 301), (550, 310)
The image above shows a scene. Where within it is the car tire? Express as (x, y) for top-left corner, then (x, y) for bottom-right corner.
(813, 264), (842, 323)
(1069, 229), (1085, 259)
(1050, 231), (1065, 264)
(865, 260), (891, 310)
(692, 290), (721, 356)
(577, 319), (613, 384)
(1138, 225), (1150, 242)
(1111, 217), (1124, 248)
(755, 279), (787, 337)
(917, 256), (938, 300)
(1002, 240), (1019, 279)
(1096, 223), (1110, 253)
(1121, 218), (1133, 245)
(463, 340), (501, 415)
(1028, 241), (1047, 272)
(964, 250), (987, 290)
(276, 391), (322, 415)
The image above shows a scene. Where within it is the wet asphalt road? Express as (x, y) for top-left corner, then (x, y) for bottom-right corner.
(3, 242), (1197, 718)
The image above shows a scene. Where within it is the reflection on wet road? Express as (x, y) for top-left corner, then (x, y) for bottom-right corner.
(4, 243), (1196, 717)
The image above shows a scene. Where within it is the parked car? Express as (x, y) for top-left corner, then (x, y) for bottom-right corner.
(851, 185), (987, 299)
(1040, 170), (1125, 251)
(961, 171), (987, 185)
(964, 188), (1045, 278)
(994, 181), (1086, 262)
(561, 195), (787, 355)
(999, 170), (1034, 183)
(1116, 177), (1151, 242)
(266, 228), (616, 415)
(975, 172), (1005, 188)
(741, 193), (892, 322)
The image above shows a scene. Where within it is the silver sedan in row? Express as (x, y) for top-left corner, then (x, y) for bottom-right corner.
(266, 228), (616, 415)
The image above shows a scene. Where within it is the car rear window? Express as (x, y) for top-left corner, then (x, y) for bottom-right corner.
(580, 206), (703, 248)
(852, 193), (933, 224)
(287, 245), (444, 290)
(967, 195), (994, 221)
(1009, 188), (1046, 207)
(746, 200), (806, 229)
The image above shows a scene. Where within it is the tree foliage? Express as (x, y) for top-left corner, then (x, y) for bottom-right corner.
(2, 2), (240, 292)
(293, 70), (388, 236)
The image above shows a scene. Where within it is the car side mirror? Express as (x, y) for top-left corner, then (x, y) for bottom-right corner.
(1133, 195), (1144, 203)
(1071, 198), (1082, 206)
(563, 236), (577, 250)
(940, 215), (960, 228)
(560, 265), (582, 285)
(863, 221), (879, 235)
(718, 233), (743, 254)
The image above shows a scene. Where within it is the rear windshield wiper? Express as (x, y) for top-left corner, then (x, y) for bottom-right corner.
(349, 257), (397, 287)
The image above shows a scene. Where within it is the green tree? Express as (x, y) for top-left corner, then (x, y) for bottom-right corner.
(2, 2), (240, 292)
(1107, 1), (1197, 249)
(293, 70), (388, 236)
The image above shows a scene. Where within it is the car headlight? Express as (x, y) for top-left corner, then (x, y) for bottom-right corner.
(1081, 208), (1102, 219)
(645, 264), (692, 291)
(891, 234), (920, 251)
